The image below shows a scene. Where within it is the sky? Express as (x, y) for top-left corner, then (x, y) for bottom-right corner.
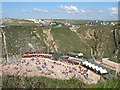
(2, 2), (119, 20)
(1, 0), (120, 2)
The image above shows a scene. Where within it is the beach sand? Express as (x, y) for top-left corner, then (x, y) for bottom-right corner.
(1, 57), (88, 80)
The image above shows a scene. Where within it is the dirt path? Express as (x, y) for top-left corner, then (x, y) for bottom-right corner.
(1, 31), (8, 64)
(42, 29), (58, 52)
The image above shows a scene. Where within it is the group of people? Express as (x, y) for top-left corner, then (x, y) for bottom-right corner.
(2, 57), (89, 81)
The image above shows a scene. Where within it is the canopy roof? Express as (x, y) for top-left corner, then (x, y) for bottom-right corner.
(82, 61), (108, 74)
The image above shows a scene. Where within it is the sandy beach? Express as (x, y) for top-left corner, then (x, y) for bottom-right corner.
(1, 57), (88, 81)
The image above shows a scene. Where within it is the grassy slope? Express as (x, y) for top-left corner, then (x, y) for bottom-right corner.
(3, 26), (47, 56)
(2, 75), (85, 88)
(2, 75), (120, 88)
(51, 26), (90, 57)
(3, 19), (37, 26)
(2, 20), (119, 62)
(51, 25), (116, 59)
(87, 78), (120, 88)
(77, 25), (116, 58)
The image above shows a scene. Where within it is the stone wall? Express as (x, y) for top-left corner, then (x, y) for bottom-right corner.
(102, 58), (119, 71)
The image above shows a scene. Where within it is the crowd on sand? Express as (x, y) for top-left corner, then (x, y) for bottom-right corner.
(2, 57), (89, 80)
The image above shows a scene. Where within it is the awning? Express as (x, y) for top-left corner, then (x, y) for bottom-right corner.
(82, 60), (108, 74)
(95, 66), (100, 71)
(88, 63), (92, 68)
(91, 64), (96, 69)
(82, 61), (86, 65)
(96, 67), (102, 71)
(85, 61), (89, 66)
(82, 61), (87, 65)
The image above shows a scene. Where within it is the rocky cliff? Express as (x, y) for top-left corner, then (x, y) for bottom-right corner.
(1, 19), (120, 63)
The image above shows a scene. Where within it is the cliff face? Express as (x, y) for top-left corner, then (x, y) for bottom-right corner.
(2, 19), (120, 63)
(114, 25), (120, 61)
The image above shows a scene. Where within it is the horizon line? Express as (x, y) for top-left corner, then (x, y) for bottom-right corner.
(1, 17), (119, 21)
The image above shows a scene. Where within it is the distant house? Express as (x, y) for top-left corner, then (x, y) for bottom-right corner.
(54, 24), (62, 28)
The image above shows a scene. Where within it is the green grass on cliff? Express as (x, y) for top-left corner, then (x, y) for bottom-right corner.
(51, 26), (90, 57)
(2, 20), (119, 62)
(2, 75), (120, 88)
(2, 75), (85, 88)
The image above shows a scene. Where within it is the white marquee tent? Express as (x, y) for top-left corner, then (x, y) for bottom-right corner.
(100, 69), (108, 74)
(82, 61), (108, 74)
(91, 64), (96, 69)
(88, 63), (92, 68)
